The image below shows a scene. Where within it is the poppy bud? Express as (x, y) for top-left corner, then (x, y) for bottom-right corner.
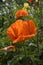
(24, 3), (30, 9)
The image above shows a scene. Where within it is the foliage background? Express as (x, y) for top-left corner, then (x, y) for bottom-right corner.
(0, 0), (43, 65)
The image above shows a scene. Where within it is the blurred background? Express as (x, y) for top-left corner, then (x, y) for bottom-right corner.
(0, 0), (43, 65)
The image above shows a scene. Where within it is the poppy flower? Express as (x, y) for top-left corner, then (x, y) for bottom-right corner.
(0, 46), (16, 50)
(7, 19), (37, 44)
(15, 9), (28, 18)
(28, 0), (32, 3)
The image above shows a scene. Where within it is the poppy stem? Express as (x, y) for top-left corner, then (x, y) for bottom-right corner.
(23, 41), (27, 65)
(23, 44), (27, 58)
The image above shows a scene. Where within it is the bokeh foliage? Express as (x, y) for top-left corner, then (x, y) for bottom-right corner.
(0, 0), (43, 65)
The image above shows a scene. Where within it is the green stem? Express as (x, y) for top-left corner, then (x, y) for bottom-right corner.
(23, 45), (27, 58)
(23, 42), (27, 65)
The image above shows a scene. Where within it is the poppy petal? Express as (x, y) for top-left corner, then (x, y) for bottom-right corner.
(15, 9), (28, 18)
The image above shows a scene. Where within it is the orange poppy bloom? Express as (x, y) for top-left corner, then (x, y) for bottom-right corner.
(28, 0), (32, 3)
(15, 9), (28, 18)
(7, 19), (37, 44)
(0, 46), (16, 50)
